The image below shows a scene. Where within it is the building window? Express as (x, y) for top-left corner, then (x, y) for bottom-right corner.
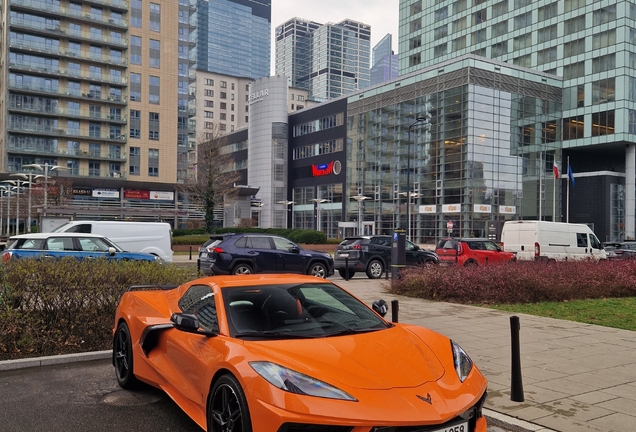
(149, 112), (159, 140)
(149, 39), (160, 68)
(149, 3), (161, 32)
(205, 78), (214, 86)
(564, 16), (585, 36)
(563, 61), (585, 79)
(204, 111), (213, 118)
(410, 18), (422, 32)
(563, 115), (584, 140)
(492, 0), (508, 18)
(513, 54), (532, 68)
(434, 7), (447, 21)
(434, 43), (448, 58)
(219, 124), (226, 131)
(538, 24), (557, 43)
(130, 110), (141, 138)
(89, 122), (101, 138)
(89, 161), (100, 177)
(220, 102), (227, 110)
(220, 81), (227, 88)
(148, 148), (159, 176)
(149, 76), (160, 104)
(204, 100), (214, 107)
(204, 122), (214, 129)
(220, 113), (226, 120)
(473, 9), (487, 25)
(130, 73), (141, 102)
(129, 147), (140, 176)
(537, 47), (557, 65)
(453, 0), (467, 14)
(593, 54), (615, 73)
(513, 11), (531, 30)
(538, 3), (557, 21)
(220, 92), (226, 99)
(565, 0), (585, 13)
(592, 110), (615, 136)
(204, 89), (214, 97)
(513, 33), (532, 50)
(594, 30), (616, 50)
(564, 38), (585, 58)
(410, 35), (422, 49)
(491, 21), (507, 38)
(472, 29), (487, 44)
(593, 5), (616, 26)
(434, 25), (447, 40)
(409, 53), (421, 66)
(491, 41), (507, 57)
(131, 0), (141, 28)
(592, 78), (615, 104)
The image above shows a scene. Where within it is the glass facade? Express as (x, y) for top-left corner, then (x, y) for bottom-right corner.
(345, 57), (562, 242)
(194, 0), (271, 80)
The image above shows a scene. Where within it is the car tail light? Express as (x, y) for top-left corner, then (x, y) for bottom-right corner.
(534, 242), (540, 257)
(2, 251), (12, 262)
(352, 245), (362, 250)
(211, 247), (224, 254)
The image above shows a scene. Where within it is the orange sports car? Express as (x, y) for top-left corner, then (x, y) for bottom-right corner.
(112, 274), (488, 432)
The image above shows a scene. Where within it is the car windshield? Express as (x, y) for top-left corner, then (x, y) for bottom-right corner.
(223, 283), (390, 340)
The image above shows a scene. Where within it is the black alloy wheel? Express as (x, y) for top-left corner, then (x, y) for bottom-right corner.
(232, 264), (253, 275)
(308, 262), (328, 278)
(113, 322), (138, 389)
(366, 259), (384, 279)
(208, 374), (252, 432)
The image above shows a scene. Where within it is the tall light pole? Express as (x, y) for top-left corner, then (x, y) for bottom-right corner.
(277, 200), (294, 229)
(352, 194), (371, 235)
(11, 173), (43, 233)
(0, 185), (13, 236)
(312, 198), (330, 233)
(23, 163), (69, 218)
(407, 116), (428, 242)
(0, 186), (9, 236)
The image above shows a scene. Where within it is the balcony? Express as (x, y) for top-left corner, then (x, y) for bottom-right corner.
(9, 17), (128, 47)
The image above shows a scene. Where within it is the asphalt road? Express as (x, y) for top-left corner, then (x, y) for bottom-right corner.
(0, 358), (524, 432)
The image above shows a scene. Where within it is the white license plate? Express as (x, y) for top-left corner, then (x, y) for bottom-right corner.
(429, 421), (468, 432)
(338, 253), (349, 258)
(199, 252), (208, 258)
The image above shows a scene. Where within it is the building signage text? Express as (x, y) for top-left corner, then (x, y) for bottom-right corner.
(248, 89), (269, 103)
(419, 205), (437, 214)
(312, 162), (335, 177)
(442, 204), (461, 213)
(473, 204), (492, 213)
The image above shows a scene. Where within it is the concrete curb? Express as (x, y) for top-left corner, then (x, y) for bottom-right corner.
(0, 350), (111, 371)
(484, 409), (559, 432)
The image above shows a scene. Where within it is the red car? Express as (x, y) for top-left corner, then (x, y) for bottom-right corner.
(436, 237), (516, 266)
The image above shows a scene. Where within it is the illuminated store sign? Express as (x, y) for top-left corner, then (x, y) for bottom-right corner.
(311, 160), (341, 177)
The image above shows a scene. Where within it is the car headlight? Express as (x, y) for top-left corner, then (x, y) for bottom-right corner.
(250, 361), (356, 401)
(451, 340), (473, 382)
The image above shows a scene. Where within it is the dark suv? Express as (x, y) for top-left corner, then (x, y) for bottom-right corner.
(197, 233), (334, 278)
(334, 235), (439, 279)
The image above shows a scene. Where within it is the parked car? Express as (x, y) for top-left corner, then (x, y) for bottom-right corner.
(2, 233), (161, 262)
(436, 237), (516, 266)
(603, 241), (636, 259)
(334, 235), (439, 279)
(197, 233), (334, 278)
(113, 274), (488, 432)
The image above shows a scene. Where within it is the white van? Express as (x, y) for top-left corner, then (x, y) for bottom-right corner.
(501, 221), (606, 261)
(53, 221), (173, 263)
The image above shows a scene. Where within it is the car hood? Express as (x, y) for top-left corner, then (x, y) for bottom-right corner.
(244, 325), (445, 390)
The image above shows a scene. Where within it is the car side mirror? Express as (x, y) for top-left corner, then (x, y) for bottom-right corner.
(171, 313), (217, 336)
(413, 245), (420, 251)
(108, 246), (116, 256)
(372, 299), (388, 317)
(290, 246), (301, 253)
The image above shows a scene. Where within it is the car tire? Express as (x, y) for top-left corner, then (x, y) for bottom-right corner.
(308, 262), (328, 278)
(208, 374), (252, 432)
(366, 259), (384, 279)
(113, 322), (138, 389)
(337, 268), (355, 279)
(232, 263), (253, 275)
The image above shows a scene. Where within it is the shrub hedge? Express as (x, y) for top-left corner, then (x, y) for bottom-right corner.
(172, 228), (327, 245)
(390, 260), (636, 304)
(0, 259), (198, 361)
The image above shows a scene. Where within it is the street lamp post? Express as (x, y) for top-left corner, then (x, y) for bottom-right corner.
(11, 173), (43, 233)
(23, 163), (69, 217)
(312, 198), (330, 233)
(277, 200), (294, 229)
(406, 116), (428, 241)
(352, 194), (371, 235)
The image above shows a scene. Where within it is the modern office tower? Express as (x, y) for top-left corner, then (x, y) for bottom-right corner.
(275, 18), (371, 100)
(193, 0), (271, 80)
(0, 0), (193, 224)
(370, 33), (398, 86)
(399, 0), (636, 241)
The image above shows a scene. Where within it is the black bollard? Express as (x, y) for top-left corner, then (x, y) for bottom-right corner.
(189, 245), (192, 260)
(391, 300), (399, 322)
(345, 257), (350, 281)
(510, 315), (524, 402)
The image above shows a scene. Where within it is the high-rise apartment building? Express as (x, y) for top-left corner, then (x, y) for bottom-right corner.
(370, 33), (398, 86)
(275, 18), (371, 100)
(0, 0), (193, 224)
(193, 0), (271, 80)
(399, 0), (636, 241)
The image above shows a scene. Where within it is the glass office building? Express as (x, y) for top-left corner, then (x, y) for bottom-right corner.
(399, 0), (636, 241)
(370, 34), (398, 87)
(194, 0), (271, 80)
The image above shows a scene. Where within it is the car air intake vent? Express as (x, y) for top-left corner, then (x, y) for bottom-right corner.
(278, 424), (352, 432)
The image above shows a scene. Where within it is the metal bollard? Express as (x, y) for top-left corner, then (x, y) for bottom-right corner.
(344, 257), (350, 281)
(510, 315), (524, 402)
(189, 245), (192, 260)
(391, 300), (399, 322)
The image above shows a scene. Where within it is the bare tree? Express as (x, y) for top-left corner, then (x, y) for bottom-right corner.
(179, 126), (241, 233)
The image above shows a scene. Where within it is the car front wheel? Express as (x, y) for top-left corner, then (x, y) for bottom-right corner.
(366, 259), (384, 279)
(308, 262), (327, 278)
(208, 374), (252, 432)
(113, 322), (138, 389)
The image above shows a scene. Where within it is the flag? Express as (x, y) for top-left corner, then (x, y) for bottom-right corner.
(553, 161), (559, 179)
(568, 164), (575, 186)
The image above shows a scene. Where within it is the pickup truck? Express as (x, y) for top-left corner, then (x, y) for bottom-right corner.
(2, 233), (161, 263)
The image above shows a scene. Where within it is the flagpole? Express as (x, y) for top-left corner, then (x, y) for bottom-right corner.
(566, 156), (570, 223)
(553, 165), (556, 221)
(539, 152), (542, 221)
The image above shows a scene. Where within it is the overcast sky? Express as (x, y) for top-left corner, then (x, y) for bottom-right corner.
(270, 0), (400, 74)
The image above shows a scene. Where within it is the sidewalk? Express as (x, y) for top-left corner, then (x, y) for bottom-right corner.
(336, 276), (636, 432)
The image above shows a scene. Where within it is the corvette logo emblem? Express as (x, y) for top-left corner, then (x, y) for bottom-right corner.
(417, 393), (432, 404)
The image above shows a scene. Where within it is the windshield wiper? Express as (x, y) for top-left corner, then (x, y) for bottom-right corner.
(325, 327), (383, 337)
(234, 330), (317, 339)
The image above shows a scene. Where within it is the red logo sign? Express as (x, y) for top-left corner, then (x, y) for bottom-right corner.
(312, 162), (334, 177)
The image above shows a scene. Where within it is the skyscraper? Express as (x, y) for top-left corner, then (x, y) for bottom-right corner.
(194, 0), (271, 80)
(399, 0), (636, 240)
(370, 33), (398, 86)
(275, 18), (371, 100)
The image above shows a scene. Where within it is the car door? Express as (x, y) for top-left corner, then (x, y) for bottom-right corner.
(483, 240), (507, 263)
(245, 236), (278, 272)
(405, 240), (423, 266)
(272, 236), (306, 274)
(77, 236), (113, 259)
(44, 236), (78, 259)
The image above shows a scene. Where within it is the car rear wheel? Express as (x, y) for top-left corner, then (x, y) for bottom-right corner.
(308, 262), (328, 278)
(113, 322), (138, 389)
(232, 263), (253, 275)
(208, 374), (252, 432)
(464, 259), (478, 267)
(366, 259), (384, 279)
(337, 268), (355, 279)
